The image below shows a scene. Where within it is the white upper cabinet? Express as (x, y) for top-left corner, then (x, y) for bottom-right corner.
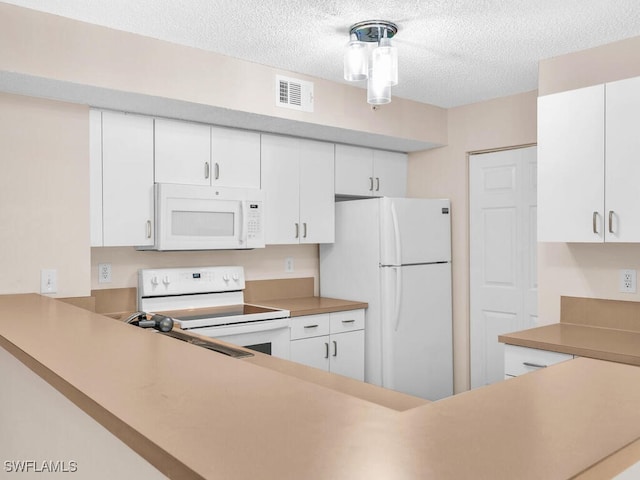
(538, 76), (640, 243)
(537, 84), (605, 242)
(261, 134), (335, 244)
(604, 76), (640, 242)
(210, 126), (260, 189)
(155, 119), (261, 189)
(91, 110), (154, 247)
(335, 144), (407, 198)
(154, 118), (211, 185)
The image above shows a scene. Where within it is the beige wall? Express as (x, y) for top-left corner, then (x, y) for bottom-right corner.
(0, 2), (446, 147)
(407, 91), (538, 393)
(91, 245), (319, 293)
(537, 36), (640, 323)
(0, 92), (90, 297)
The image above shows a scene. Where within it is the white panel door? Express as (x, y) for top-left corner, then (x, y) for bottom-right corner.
(290, 336), (330, 372)
(102, 111), (154, 246)
(537, 85), (604, 242)
(299, 138), (335, 244)
(380, 198), (451, 265)
(380, 263), (453, 400)
(260, 134), (300, 244)
(470, 146), (537, 389)
(334, 144), (373, 197)
(605, 76), (640, 242)
(210, 126), (261, 189)
(154, 118), (211, 185)
(373, 150), (407, 197)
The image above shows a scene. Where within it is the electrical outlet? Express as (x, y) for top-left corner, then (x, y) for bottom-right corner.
(40, 269), (57, 294)
(619, 269), (637, 293)
(284, 257), (294, 273)
(98, 263), (112, 283)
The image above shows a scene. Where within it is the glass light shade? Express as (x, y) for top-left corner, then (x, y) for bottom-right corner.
(372, 37), (398, 86)
(367, 68), (391, 105)
(344, 37), (368, 81)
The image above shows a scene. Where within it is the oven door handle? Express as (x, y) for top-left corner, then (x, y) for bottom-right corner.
(192, 318), (290, 337)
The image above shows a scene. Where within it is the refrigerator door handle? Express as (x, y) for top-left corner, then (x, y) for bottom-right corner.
(393, 266), (402, 332)
(391, 201), (402, 266)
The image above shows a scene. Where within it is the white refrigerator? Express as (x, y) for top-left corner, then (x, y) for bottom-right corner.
(319, 197), (453, 400)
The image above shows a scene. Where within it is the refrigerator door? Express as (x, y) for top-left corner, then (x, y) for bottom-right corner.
(380, 262), (453, 400)
(380, 198), (451, 266)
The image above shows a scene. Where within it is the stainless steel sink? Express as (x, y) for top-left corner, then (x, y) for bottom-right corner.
(159, 329), (254, 358)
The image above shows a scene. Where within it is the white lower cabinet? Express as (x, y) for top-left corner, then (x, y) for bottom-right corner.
(504, 344), (574, 379)
(290, 310), (365, 381)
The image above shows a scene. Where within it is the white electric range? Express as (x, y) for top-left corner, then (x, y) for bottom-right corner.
(137, 266), (290, 359)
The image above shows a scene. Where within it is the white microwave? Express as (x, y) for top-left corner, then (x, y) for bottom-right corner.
(138, 183), (265, 251)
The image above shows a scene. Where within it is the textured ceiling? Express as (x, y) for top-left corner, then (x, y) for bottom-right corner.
(4, 0), (640, 108)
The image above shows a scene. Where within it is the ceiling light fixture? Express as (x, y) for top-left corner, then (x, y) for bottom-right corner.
(344, 20), (398, 105)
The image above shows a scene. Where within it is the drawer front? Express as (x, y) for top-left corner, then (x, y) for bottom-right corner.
(290, 314), (330, 340)
(330, 309), (365, 334)
(505, 344), (573, 377)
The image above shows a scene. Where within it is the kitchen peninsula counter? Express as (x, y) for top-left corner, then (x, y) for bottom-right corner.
(3, 294), (640, 479)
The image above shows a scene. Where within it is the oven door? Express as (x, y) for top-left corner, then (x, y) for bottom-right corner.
(191, 318), (290, 360)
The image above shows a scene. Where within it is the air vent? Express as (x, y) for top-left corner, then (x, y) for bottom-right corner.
(276, 75), (314, 112)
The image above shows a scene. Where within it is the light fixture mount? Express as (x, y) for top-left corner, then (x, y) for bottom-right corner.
(349, 20), (398, 43)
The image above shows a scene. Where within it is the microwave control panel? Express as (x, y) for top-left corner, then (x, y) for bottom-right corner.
(246, 201), (264, 247)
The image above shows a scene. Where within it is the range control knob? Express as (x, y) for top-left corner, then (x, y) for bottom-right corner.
(232, 273), (240, 282)
(223, 274), (230, 282)
(162, 275), (171, 286)
(151, 276), (159, 286)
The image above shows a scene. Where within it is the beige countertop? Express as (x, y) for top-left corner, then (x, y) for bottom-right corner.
(4, 294), (640, 479)
(499, 323), (640, 366)
(253, 296), (368, 317)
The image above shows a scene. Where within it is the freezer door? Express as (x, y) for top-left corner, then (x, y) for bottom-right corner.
(380, 198), (451, 265)
(380, 262), (453, 400)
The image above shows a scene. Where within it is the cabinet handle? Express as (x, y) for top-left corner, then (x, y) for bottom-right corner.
(369, 177), (374, 191)
(303, 324), (319, 329)
(214, 162), (220, 180)
(146, 220), (152, 239)
(303, 222), (308, 238)
(295, 223), (299, 239)
(204, 162), (210, 179)
(592, 211), (599, 234)
(324, 342), (329, 359)
(332, 340), (338, 357)
(609, 210), (614, 234)
(523, 362), (547, 369)
(341, 319), (356, 324)
(375, 177), (380, 192)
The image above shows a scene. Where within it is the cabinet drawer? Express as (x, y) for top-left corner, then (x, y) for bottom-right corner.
(330, 309), (365, 334)
(290, 314), (330, 340)
(505, 345), (573, 377)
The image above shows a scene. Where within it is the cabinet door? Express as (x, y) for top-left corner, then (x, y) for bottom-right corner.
(329, 330), (365, 381)
(211, 126), (260, 188)
(102, 111), (154, 246)
(537, 85), (605, 242)
(261, 135), (301, 244)
(373, 150), (407, 197)
(605, 76), (640, 242)
(154, 118), (211, 185)
(290, 336), (330, 372)
(89, 109), (103, 246)
(299, 139), (335, 244)
(334, 144), (374, 196)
